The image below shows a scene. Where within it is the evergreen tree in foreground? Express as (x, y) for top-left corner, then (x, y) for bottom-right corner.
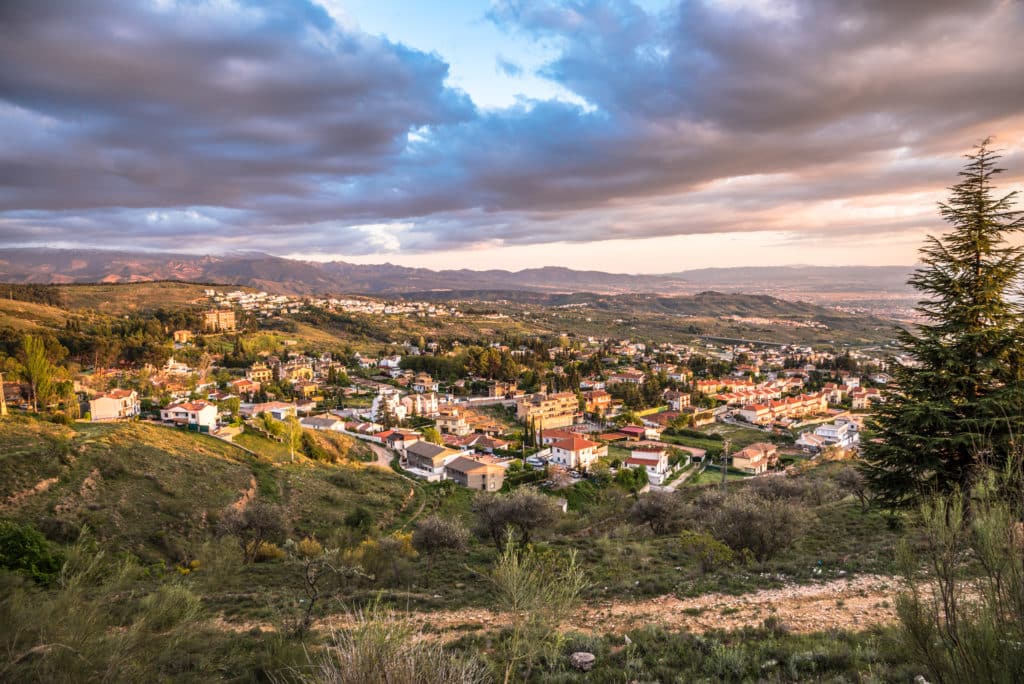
(861, 139), (1024, 508)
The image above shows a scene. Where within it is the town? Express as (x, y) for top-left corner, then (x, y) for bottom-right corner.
(3, 287), (895, 499)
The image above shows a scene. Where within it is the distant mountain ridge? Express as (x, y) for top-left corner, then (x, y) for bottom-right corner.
(0, 248), (915, 296)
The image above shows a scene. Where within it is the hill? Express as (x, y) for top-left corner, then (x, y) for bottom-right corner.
(0, 418), (407, 564)
(0, 247), (913, 298)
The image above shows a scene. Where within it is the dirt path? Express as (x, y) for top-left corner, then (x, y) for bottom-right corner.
(297, 574), (902, 639)
(365, 442), (395, 470)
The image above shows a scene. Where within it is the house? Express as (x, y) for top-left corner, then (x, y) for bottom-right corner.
(300, 415), (345, 432)
(402, 392), (439, 417)
(412, 373), (439, 394)
(625, 446), (673, 485)
(549, 435), (605, 470)
(89, 389), (140, 422)
(435, 407), (472, 436)
(404, 441), (463, 480)
(488, 380), (518, 398)
(172, 330), (193, 344)
(370, 387), (407, 424)
(540, 428), (583, 446)
(382, 428), (421, 452)
(241, 401), (297, 420)
(664, 390), (691, 411)
(444, 456), (506, 491)
(796, 432), (827, 452)
(607, 369), (646, 385)
(160, 401), (218, 432)
(732, 442), (779, 474)
(230, 379), (261, 397)
(814, 421), (859, 448)
(731, 445), (769, 475)
(246, 363), (274, 384)
(616, 424), (647, 441)
(582, 389), (612, 416)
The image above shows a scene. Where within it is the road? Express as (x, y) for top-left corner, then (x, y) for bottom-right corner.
(365, 441), (396, 470)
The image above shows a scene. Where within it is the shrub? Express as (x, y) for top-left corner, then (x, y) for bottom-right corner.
(251, 541), (286, 563)
(412, 515), (469, 555)
(473, 488), (559, 548)
(344, 506), (374, 532)
(629, 490), (683, 535)
(139, 584), (203, 632)
(896, 484), (1024, 682)
(347, 533), (418, 587)
(217, 500), (287, 564)
(302, 602), (489, 684)
(294, 536), (325, 559)
(678, 530), (734, 573)
(705, 495), (804, 562)
(0, 520), (62, 584)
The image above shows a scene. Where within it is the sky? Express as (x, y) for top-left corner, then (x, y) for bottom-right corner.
(1, 0), (1023, 273)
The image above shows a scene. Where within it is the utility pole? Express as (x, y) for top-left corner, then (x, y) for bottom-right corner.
(720, 438), (730, 491)
(0, 371), (7, 418)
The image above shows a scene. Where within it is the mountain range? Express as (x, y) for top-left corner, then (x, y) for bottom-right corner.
(0, 248), (915, 297)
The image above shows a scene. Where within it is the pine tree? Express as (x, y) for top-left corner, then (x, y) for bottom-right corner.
(860, 139), (1024, 508)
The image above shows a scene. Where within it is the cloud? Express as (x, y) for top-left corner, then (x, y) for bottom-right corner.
(1, 0), (1023, 262)
(495, 56), (525, 77)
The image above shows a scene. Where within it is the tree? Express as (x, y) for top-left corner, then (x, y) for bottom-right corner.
(411, 515), (469, 556)
(21, 335), (55, 412)
(628, 490), (683, 535)
(421, 426), (443, 445)
(861, 140), (1024, 508)
(217, 500), (286, 564)
(472, 489), (559, 548)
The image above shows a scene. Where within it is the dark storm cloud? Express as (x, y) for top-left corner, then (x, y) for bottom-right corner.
(1, 0), (1023, 255)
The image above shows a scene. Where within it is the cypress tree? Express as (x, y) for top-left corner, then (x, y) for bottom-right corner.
(860, 139), (1024, 507)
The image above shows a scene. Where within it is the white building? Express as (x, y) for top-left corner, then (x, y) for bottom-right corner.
(625, 447), (673, 485)
(160, 401), (218, 432)
(371, 387), (408, 423)
(813, 421), (859, 448)
(89, 389), (140, 422)
(549, 435), (605, 471)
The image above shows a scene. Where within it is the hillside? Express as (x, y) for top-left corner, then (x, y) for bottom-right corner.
(0, 418), (407, 564)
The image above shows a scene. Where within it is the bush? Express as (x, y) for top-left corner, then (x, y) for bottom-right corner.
(896, 484), (1024, 682)
(705, 495), (804, 562)
(472, 488), (560, 548)
(251, 541), (286, 562)
(678, 530), (734, 573)
(217, 500), (287, 564)
(629, 490), (683, 535)
(301, 602), (489, 684)
(0, 520), (62, 584)
(344, 506), (374, 533)
(139, 584), (203, 632)
(412, 515), (469, 555)
(294, 536), (325, 559)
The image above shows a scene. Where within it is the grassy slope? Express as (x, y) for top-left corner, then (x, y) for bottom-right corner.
(54, 282), (225, 314)
(0, 298), (70, 331)
(0, 418), (408, 563)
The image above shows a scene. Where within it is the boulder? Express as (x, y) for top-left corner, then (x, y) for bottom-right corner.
(569, 652), (596, 672)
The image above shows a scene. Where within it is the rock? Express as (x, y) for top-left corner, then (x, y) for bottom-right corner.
(623, 635), (632, 646)
(914, 677), (931, 684)
(569, 652), (596, 672)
